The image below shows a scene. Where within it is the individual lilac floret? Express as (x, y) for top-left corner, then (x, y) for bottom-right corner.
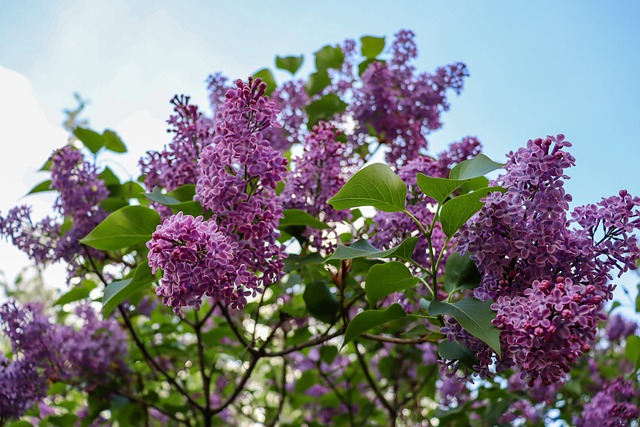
(281, 122), (350, 251)
(147, 212), (244, 313)
(0, 356), (47, 419)
(195, 78), (288, 304)
(577, 378), (640, 426)
(606, 313), (638, 342)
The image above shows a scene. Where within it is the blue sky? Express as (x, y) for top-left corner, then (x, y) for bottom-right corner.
(1, 0), (640, 308)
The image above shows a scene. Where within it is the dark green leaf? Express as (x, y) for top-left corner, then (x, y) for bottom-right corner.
(449, 154), (504, 180)
(326, 237), (418, 261)
(102, 263), (157, 316)
(303, 281), (339, 323)
(438, 340), (479, 369)
(103, 129), (127, 153)
(283, 253), (324, 273)
(100, 198), (129, 212)
(360, 36), (385, 58)
(416, 173), (464, 204)
(253, 68), (277, 96)
(328, 163), (406, 212)
(27, 179), (53, 195)
(305, 70), (331, 96)
(443, 252), (481, 294)
(342, 303), (407, 347)
(100, 167), (121, 186)
(80, 205), (160, 250)
(74, 128), (104, 153)
(429, 298), (501, 357)
(365, 262), (420, 306)
(305, 93), (348, 125)
(145, 187), (181, 206)
(320, 345), (339, 365)
(275, 55), (304, 75)
(440, 186), (503, 237)
(281, 209), (329, 229)
(314, 45), (344, 71)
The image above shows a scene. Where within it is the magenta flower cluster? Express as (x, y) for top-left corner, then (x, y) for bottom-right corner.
(455, 135), (640, 384)
(576, 378), (640, 426)
(0, 301), (127, 417)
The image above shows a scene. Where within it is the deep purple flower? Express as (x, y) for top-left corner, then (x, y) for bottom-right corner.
(0, 356), (47, 419)
(577, 378), (640, 426)
(606, 313), (638, 342)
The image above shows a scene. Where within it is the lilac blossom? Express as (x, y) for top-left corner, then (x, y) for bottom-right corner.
(577, 378), (640, 426)
(264, 80), (310, 151)
(0, 205), (60, 264)
(605, 313), (638, 342)
(0, 356), (47, 419)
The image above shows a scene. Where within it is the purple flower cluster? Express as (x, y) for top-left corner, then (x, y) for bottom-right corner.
(281, 122), (350, 251)
(455, 135), (640, 384)
(605, 313), (638, 342)
(0, 301), (127, 417)
(577, 378), (640, 426)
(264, 80), (310, 151)
(0, 205), (60, 264)
(351, 30), (469, 167)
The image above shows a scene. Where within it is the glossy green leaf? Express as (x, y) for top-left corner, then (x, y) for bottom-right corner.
(303, 281), (339, 323)
(457, 176), (490, 194)
(449, 154), (504, 180)
(416, 173), (465, 204)
(365, 262), (420, 306)
(281, 209), (329, 229)
(443, 252), (481, 294)
(275, 55), (304, 75)
(342, 303), (407, 347)
(429, 298), (501, 357)
(326, 237), (418, 261)
(102, 263), (157, 316)
(440, 186), (503, 237)
(103, 129), (127, 153)
(253, 68), (277, 96)
(27, 179), (53, 195)
(54, 280), (97, 306)
(328, 163), (407, 212)
(305, 70), (331, 96)
(74, 127), (104, 153)
(80, 205), (160, 250)
(306, 93), (348, 125)
(314, 45), (344, 71)
(360, 36), (385, 58)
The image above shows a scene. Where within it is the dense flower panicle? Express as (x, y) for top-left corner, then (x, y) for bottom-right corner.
(0, 357), (47, 419)
(605, 314), (638, 342)
(207, 72), (231, 116)
(0, 205), (60, 264)
(264, 80), (310, 151)
(195, 78), (288, 305)
(577, 378), (640, 426)
(436, 136), (482, 175)
(147, 212), (243, 312)
(281, 122), (350, 251)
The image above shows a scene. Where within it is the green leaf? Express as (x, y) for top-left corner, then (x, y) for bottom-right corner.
(328, 163), (407, 212)
(326, 237), (418, 261)
(102, 263), (157, 316)
(305, 70), (331, 96)
(54, 280), (97, 306)
(314, 45), (344, 71)
(365, 262), (420, 306)
(358, 58), (380, 76)
(305, 93), (348, 125)
(100, 167), (121, 186)
(103, 129), (127, 153)
(74, 127), (105, 153)
(440, 186), (503, 237)
(281, 209), (329, 229)
(438, 340), (479, 369)
(80, 205), (161, 250)
(320, 345), (339, 365)
(443, 252), (481, 294)
(360, 36), (385, 58)
(27, 179), (53, 195)
(283, 253), (324, 273)
(429, 298), (501, 357)
(625, 335), (640, 370)
(253, 68), (277, 96)
(275, 55), (304, 75)
(303, 281), (339, 323)
(457, 176), (489, 194)
(449, 154), (504, 180)
(144, 185), (202, 216)
(416, 173), (465, 204)
(342, 303), (407, 347)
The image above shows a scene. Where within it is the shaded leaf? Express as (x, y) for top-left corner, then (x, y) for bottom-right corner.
(443, 252), (481, 294)
(327, 237), (417, 261)
(416, 173), (464, 204)
(306, 93), (348, 125)
(305, 70), (331, 96)
(440, 186), (503, 237)
(303, 281), (339, 323)
(365, 262), (420, 306)
(342, 303), (407, 347)
(102, 263), (157, 316)
(74, 127), (104, 153)
(438, 340), (479, 369)
(281, 209), (329, 229)
(449, 154), (504, 180)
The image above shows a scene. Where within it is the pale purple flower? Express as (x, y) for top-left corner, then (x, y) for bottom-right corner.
(606, 313), (638, 342)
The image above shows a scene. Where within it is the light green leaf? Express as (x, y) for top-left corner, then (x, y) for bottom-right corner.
(281, 209), (329, 229)
(360, 36), (385, 58)
(440, 186), (503, 237)
(54, 280), (97, 306)
(102, 263), (157, 316)
(443, 252), (481, 294)
(625, 335), (640, 370)
(74, 127), (105, 153)
(328, 163), (407, 212)
(314, 45), (344, 71)
(342, 303), (407, 347)
(449, 154), (504, 180)
(27, 179), (53, 195)
(305, 70), (331, 96)
(365, 262), (420, 306)
(103, 129), (127, 153)
(429, 298), (501, 357)
(416, 173), (465, 204)
(326, 237), (418, 261)
(253, 68), (277, 96)
(275, 55), (304, 75)
(80, 205), (161, 250)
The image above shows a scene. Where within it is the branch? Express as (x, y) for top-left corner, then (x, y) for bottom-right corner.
(354, 341), (397, 425)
